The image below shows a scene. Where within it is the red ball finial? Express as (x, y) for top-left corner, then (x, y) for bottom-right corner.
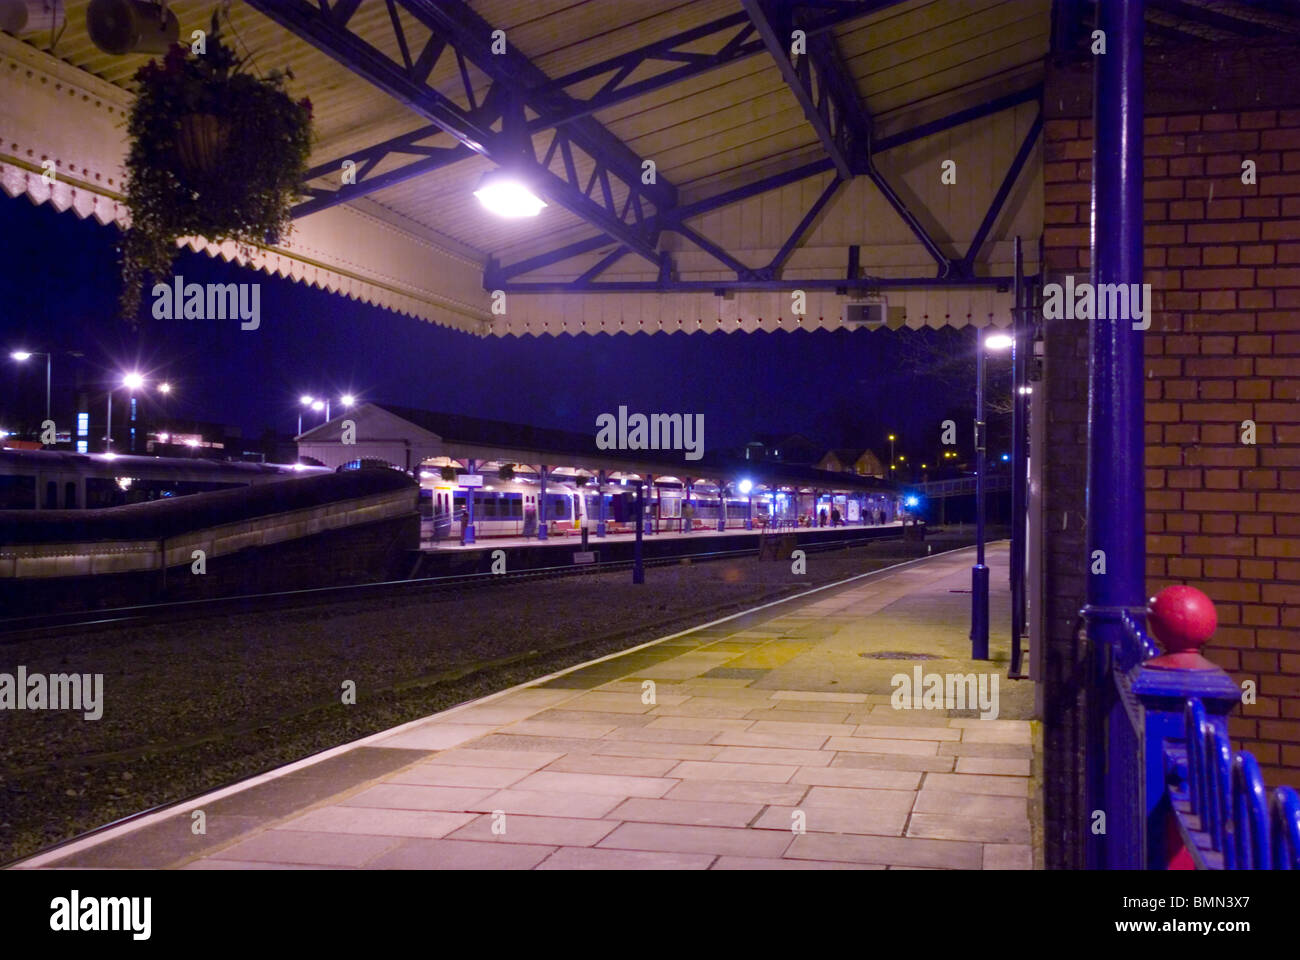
(1146, 585), (1218, 669)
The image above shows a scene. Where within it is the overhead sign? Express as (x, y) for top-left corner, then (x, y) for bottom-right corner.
(459, 474), (484, 487)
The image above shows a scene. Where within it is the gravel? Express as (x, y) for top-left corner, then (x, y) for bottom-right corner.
(0, 532), (977, 863)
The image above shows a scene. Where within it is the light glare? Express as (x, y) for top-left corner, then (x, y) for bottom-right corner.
(474, 177), (547, 218)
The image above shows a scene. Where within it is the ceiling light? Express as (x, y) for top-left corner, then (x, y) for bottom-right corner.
(474, 171), (547, 218)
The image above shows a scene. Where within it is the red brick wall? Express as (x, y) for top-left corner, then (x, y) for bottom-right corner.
(1043, 109), (1300, 790)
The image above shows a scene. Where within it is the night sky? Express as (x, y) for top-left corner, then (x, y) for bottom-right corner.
(0, 192), (1004, 466)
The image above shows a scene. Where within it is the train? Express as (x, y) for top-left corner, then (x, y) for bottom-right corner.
(0, 448), (331, 510)
(416, 469), (900, 539)
(0, 449), (902, 538)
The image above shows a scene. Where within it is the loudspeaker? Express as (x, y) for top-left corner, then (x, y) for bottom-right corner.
(0, 0), (64, 34)
(86, 0), (178, 56)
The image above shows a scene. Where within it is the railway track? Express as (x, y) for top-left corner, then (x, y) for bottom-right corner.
(0, 531), (901, 642)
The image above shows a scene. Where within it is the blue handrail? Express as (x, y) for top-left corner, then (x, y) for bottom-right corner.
(1272, 787), (1300, 870)
(1172, 692), (1300, 870)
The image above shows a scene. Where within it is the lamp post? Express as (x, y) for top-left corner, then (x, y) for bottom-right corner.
(298, 395), (313, 436)
(122, 372), (145, 454)
(888, 433), (896, 475)
(104, 371), (145, 453)
(9, 350), (52, 424)
(972, 331), (1014, 659)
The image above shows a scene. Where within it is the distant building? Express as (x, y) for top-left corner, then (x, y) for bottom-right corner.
(816, 448), (886, 478)
(740, 433), (819, 464)
(144, 418), (242, 459)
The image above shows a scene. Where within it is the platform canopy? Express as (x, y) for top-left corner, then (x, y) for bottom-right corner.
(9, 0), (1230, 337)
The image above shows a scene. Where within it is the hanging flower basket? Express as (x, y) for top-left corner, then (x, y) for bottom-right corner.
(119, 12), (313, 321)
(175, 113), (231, 177)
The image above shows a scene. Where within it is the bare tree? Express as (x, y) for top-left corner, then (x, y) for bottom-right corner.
(893, 327), (1014, 415)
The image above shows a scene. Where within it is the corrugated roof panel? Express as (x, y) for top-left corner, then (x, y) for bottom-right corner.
(14, 0), (1055, 281)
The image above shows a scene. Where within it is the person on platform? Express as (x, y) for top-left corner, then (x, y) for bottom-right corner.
(831, 506), (841, 526)
(459, 507), (469, 545)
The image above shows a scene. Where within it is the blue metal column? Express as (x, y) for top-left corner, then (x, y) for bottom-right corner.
(972, 329), (990, 659)
(718, 480), (727, 531)
(633, 480), (645, 584)
(538, 465), (549, 540)
(644, 473), (655, 535)
(683, 476), (693, 533)
(1010, 238), (1028, 676)
(464, 458), (477, 544)
(1085, 0), (1145, 870)
(597, 470), (607, 537)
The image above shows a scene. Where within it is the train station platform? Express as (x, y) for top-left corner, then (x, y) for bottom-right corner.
(421, 519), (905, 551)
(17, 542), (1039, 871)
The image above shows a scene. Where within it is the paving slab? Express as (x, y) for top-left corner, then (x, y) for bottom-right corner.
(41, 543), (1039, 872)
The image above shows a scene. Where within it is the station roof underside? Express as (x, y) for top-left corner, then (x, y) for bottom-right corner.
(296, 402), (898, 493)
(6, 1), (1298, 334)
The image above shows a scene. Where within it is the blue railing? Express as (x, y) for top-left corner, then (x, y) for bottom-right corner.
(1100, 601), (1300, 869)
(1166, 698), (1300, 870)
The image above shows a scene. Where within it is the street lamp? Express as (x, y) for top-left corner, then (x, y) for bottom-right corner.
(887, 433), (896, 470)
(9, 350), (51, 424)
(104, 371), (145, 453)
(298, 395), (314, 436)
(972, 329), (1015, 659)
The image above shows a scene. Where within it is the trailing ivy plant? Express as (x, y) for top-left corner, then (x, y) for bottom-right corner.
(120, 12), (313, 321)
(440, 466), (458, 482)
(498, 463), (516, 481)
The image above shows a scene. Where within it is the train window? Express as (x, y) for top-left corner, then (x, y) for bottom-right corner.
(86, 477), (125, 508)
(45, 481), (58, 509)
(0, 475), (36, 509)
(65, 482), (77, 508)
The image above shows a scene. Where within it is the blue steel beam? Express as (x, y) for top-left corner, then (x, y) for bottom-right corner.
(765, 176), (843, 277)
(745, 0), (956, 277)
(873, 84), (1042, 152)
(295, 137), (474, 218)
(672, 223), (760, 280)
(740, 0), (864, 179)
(394, 0), (677, 210)
(488, 72), (1041, 286)
(959, 111), (1043, 275)
(248, 0), (666, 263)
(496, 275), (1014, 294)
(291, 4), (899, 217)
